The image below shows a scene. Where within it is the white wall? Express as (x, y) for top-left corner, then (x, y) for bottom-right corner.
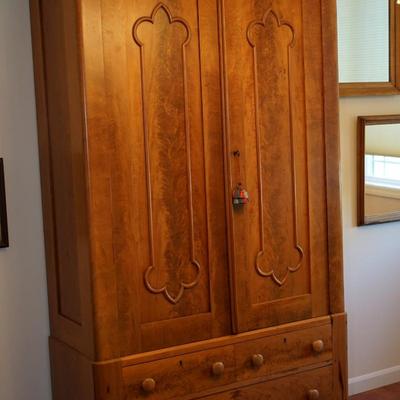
(340, 96), (400, 395)
(0, 1), (52, 399)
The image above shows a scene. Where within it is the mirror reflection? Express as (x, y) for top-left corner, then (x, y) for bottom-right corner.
(338, 0), (390, 84)
(337, 0), (400, 96)
(359, 117), (400, 225)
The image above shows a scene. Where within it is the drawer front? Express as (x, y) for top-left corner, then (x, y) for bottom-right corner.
(235, 324), (332, 381)
(122, 321), (332, 399)
(123, 345), (236, 399)
(202, 366), (333, 400)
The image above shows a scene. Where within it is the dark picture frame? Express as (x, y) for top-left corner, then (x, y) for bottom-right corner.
(0, 159), (9, 248)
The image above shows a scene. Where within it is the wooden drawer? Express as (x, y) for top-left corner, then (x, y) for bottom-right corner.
(122, 320), (332, 399)
(235, 323), (332, 381)
(123, 345), (236, 399)
(202, 366), (333, 399)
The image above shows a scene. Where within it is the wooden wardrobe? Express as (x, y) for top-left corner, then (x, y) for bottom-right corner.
(30, 0), (347, 398)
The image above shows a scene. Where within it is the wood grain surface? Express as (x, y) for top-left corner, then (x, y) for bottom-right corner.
(30, 0), (346, 398)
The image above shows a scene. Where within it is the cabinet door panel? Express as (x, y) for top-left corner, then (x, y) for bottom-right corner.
(83, 0), (230, 358)
(221, 0), (330, 332)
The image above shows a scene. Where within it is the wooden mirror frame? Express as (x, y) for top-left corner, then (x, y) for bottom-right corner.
(340, 1), (400, 97)
(358, 115), (400, 226)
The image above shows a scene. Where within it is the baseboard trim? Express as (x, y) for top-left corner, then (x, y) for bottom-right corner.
(349, 365), (400, 395)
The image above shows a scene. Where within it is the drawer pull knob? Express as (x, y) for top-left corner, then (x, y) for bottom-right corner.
(308, 389), (320, 399)
(251, 354), (264, 368)
(312, 340), (325, 353)
(212, 361), (225, 377)
(142, 378), (156, 393)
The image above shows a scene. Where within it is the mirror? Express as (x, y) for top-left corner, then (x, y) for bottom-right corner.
(358, 116), (400, 225)
(337, 0), (400, 96)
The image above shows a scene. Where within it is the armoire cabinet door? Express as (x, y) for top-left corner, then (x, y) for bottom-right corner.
(82, 0), (231, 358)
(221, 0), (331, 332)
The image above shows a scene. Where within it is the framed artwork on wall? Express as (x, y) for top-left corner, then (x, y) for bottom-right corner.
(0, 158), (9, 248)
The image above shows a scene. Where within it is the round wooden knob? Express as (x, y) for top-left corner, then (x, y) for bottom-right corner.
(308, 389), (320, 399)
(251, 354), (264, 368)
(312, 340), (325, 354)
(212, 361), (225, 376)
(142, 378), (156, 393)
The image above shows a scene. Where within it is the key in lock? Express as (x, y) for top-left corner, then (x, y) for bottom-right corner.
(232, 184), (249, 207)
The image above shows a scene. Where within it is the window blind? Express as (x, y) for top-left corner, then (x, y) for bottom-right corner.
(337, 0), (389, 83)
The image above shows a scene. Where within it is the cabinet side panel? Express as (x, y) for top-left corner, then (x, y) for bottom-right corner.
(332, 313), (348, 399)
(49, 338), (95, 400)
(30, 0), (94, 355)
(321, 0), (345, 314)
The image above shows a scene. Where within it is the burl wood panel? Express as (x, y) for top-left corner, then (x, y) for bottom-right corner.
(249, 8), (307, 290)
(221, 0), (330, 332)
(80, 0), (231, 359)
(133, 3), (202, 307)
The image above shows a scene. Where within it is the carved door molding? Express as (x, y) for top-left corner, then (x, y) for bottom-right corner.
(133, 3), (201, 305)
(247, 9), (305, 287)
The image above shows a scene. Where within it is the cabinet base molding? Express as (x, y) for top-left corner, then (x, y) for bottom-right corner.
(50, 315), (347, 400)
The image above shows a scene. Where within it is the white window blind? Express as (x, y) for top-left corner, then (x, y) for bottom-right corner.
(337, 0), (389, 83)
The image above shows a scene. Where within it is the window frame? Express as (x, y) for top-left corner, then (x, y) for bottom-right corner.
(339, 0), (400, 97)
(365, 154), (400, 188)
